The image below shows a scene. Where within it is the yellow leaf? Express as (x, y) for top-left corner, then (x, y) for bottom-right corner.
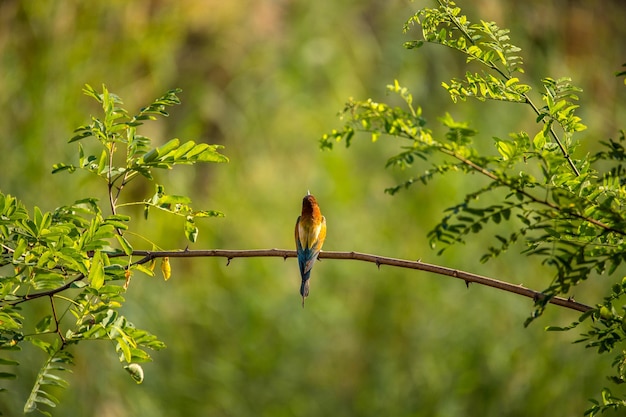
(124, 269), (132, 290)
(161, 257), (171, 281)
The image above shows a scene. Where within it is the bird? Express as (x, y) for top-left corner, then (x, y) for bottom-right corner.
(295, 191), (326, 307)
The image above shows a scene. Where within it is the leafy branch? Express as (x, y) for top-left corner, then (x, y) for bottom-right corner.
(22, 346), (72, 414)
(404, 0), (582, 176)
(0, 86), (228, 415)
(53, 84), (227, 236)
(321, 1), (626, 414)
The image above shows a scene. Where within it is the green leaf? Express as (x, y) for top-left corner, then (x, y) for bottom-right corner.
(194, 145), (229, 163)
(403, 40), (424, 49)
(170, 140), (196, 159)
(114, 235), (133, 256)
(51, 163), (76, 174)
(28, 338), (53, 355)
(134, 263), (155, 277)
(154, 138), (180, 158)
(97, 149), (107, 175)
(116, 337), (132, 363)
(89, 250), (105, 290)
(106, 220), (129, 230)
(68, 129), (94, 143)
(24, 350), (72, 414)
(140, 147), (159, 164)
(35, 316), (53, 334)
(82, 83), (101, 102)
(533, 129), (546, 149)
(184, 218), (198, 243)
(494, 138), (516, 160)
(192, 210), (224, 218)
(13, 238), (27, 261)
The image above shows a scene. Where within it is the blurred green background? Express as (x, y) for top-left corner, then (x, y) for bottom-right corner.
(1, 0), (626, 416)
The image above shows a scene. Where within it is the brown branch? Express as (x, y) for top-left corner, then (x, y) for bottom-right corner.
(6, 249), (591, 313)
(6, 274), (85, 306)
(49, 295), (66, 344)
(126, 249), (592, 313)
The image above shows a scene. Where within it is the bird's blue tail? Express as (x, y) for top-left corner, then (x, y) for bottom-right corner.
(300, 279), (310, 297)
(300, 279), (310, 307)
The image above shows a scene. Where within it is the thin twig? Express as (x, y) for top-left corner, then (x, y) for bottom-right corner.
(49, 295), (65, 344)
(107, 143), (117, 215)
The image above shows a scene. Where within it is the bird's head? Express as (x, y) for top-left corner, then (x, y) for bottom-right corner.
(301, 193), (321, 218)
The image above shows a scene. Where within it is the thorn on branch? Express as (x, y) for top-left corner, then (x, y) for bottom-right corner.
(465, 280), (470, 288)
(226, 257), (232, 266)
(375, 259), (381, 270)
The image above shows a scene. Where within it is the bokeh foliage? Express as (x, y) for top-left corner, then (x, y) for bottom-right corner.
(0, 0), (625, 416)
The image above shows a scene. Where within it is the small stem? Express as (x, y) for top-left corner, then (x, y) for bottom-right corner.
(112, 170), (137, 207)
(107, 142), (117, 215)
(49, 295), (65, 345)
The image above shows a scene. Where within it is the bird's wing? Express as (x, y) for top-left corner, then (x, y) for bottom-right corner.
(294, 216), (303, 251)
(317, 216), (326, 250)
(302, 217), (327, 275)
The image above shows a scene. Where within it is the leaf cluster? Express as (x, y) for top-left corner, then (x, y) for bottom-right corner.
(322, 0), (626, 413)
(52, 84), (227, 242)
(0, 86), (226, 414)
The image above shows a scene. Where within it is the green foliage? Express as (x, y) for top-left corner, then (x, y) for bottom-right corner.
(23, 346), (72, 415)
(322, 0), (626, 414)
(0, 86), (226, 414)
(53, 84), (227, 242)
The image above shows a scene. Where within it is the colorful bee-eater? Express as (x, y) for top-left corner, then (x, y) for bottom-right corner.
(295, 192), (326, 307)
